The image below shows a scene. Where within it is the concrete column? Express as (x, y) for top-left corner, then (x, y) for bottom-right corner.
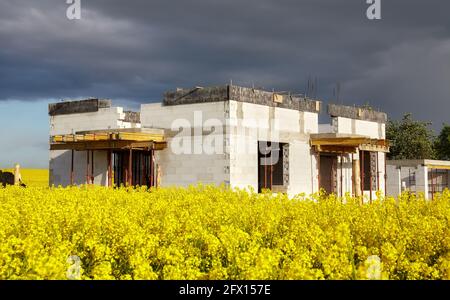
(13, 164), (22, 185)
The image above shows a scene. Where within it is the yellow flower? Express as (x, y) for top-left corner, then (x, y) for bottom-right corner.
(0, 185), (448, 279)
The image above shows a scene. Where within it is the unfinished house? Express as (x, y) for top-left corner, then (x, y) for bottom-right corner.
(49, 85), (389, 200)
(386, 160), (450, 199)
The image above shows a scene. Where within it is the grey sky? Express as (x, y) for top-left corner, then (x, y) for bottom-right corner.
(0, 0), (449, 168)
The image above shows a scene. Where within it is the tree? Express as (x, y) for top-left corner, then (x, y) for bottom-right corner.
(386, 113), (436, 160)
(434, 124), (450, 160)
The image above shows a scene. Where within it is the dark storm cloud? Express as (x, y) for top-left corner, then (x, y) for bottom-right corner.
(0, 0), (449, 127)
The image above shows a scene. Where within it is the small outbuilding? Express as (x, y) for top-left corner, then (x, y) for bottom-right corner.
(386, 159), (450, 199)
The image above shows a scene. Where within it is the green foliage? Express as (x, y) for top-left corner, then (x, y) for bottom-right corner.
(434, 124), (450, 160)
(386, 114), (436, 160)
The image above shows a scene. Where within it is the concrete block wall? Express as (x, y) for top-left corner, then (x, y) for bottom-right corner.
(288, 141), (316, 196)
(386, 164), (428, 198)
(50, 107), (140, 135)
(387, 160), (450, 199)
(386, 164), (401, 197)
(332, 117), (385, 139)
(415, 165), (428, 198)
(399, 166), (415, 192)
(141, 101), (227, 129)
(227, 101), (318, 134)
(155, 146), (229, 187)
(141, 101), (229, 188)
(227, 100), (318, 197)
(49, 106), (137, 187)
(141, 99), (321, 196)
(228, 131), (258, 190)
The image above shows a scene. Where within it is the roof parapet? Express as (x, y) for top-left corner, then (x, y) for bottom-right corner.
(163, 85), (321, 113)
(48, 98), (112, 116)
(328, 103), (387, 123)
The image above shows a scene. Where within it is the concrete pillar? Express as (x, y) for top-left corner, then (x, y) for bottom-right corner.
(423, 166), (429, 199)
(13, 164), (22, 185)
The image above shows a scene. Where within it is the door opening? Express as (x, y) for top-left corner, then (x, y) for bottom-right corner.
(319, 154), (337, 194)
(113, 150), (154, 187)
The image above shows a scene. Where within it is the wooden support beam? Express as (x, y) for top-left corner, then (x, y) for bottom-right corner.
(91, 151), (94, 184)
(315, 145), (358, 154)
(340, 155), (343, 198)
(128, 148), (133, 186)
(50, 141), (156, 151)
(352, 155), (361, 198)
(377, 153), (380, 193)
(426, 165), (450, 170)
(311, 137), (370, 146)
(370, 153), (373, 204)
(361, 150), (365, 196)
(52, 131), (164, 143)
(141, 152), (145, 186)
(317, 153), (321, 193)
(70, 149), (74, 185)
(86, 150), (90, 184)
(150, 150), (154, 188)
(107, 150), (112, 187)
(384, 153), (387, 197)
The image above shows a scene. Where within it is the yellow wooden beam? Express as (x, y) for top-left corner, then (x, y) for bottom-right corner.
(51, 131), (165, 143)
(311, 137), (369, 147)
(315, 145), (358, 154)
(50, 140), (167, 151)
(426, 165), (450, 170)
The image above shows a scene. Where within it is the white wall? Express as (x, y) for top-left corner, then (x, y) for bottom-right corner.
(141, 101), (227, 129)
(141, 101), (229, 188)
(386, 163), (431, 198)
(141, 100), (389, 198)
(49, 150), (107, 186)
(288, 141), (316, 196)
(227, 101), (318, 197)
(386, 164), (401, 196)
(141, 100), (320, 196)
(50, 107), (140, 135)
(415, 165), (428, 198)
(333, 117), (385, 139)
